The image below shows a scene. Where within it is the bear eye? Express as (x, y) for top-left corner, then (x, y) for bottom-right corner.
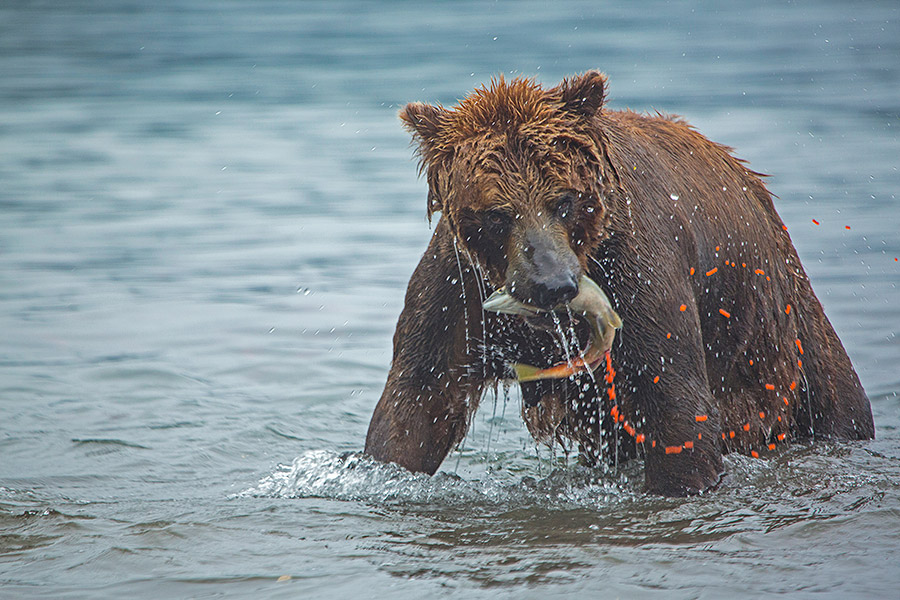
(556, 195), (575, 220)
(483, 210), (510, 235)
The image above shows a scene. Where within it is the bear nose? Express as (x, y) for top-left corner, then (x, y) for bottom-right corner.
(529, 273), (579, 309)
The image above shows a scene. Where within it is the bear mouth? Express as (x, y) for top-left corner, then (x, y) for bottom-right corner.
(521, 311), (578, 333)
(481, 286), (574, 332)
(482, 275), (622, 382)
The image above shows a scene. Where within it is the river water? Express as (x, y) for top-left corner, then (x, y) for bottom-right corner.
(1, 1), (898, 598)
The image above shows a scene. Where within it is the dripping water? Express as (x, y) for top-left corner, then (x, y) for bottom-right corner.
(563, 304), (611, 471)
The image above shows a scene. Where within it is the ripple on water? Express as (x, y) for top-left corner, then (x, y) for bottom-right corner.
(0, 487), (94, 558)
(232, 440), (900, 593)
(239, 440), (900, 548)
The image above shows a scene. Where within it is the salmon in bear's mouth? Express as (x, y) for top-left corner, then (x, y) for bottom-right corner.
(483, 275), (622, 382)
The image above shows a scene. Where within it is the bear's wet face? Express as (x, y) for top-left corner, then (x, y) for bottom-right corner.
(398, 73), (614, 297)
(457, 190), (593, 310)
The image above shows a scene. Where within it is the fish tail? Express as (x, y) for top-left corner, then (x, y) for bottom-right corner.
(512, 363), (545, 382)
(513, 358), (588, 382)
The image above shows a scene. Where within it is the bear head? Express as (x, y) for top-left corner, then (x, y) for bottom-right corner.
(400, 71), (618, 310)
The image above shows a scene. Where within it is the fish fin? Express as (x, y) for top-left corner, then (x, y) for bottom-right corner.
(609, 310), (623, 329)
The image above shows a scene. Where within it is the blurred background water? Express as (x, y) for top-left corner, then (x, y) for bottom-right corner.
(1, 1), (898, 597)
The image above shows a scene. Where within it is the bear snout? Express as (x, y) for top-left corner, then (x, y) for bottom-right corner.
(507, 226), (581, 310)
(525, 273), (579, 309)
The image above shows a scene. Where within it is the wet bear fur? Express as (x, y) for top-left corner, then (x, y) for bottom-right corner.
(364, 72), (874, 496)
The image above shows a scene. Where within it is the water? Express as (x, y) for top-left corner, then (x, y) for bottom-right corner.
(1, 1), (898, 597)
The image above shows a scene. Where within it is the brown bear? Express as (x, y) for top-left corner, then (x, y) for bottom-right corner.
(364, 71), (874, 496)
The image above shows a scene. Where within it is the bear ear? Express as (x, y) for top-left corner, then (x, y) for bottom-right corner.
(548, 70), (608, 118)
(399, 102), (448, 159)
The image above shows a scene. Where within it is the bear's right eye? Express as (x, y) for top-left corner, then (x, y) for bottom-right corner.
(483, 210), (510, 236)
(556, 195), (574, 221)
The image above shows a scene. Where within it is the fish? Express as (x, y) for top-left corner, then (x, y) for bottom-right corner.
(483, 275), (622, 382)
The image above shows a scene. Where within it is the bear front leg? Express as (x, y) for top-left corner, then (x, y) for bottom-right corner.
(365, 219), (486, 474)
(366, 366), (475, 475)
(614, 297), (726, 496)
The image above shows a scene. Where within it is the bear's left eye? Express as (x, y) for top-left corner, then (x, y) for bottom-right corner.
(555, 195), (575, 220)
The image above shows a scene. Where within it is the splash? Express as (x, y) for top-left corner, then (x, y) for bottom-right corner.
(237, 449), (640, 509)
